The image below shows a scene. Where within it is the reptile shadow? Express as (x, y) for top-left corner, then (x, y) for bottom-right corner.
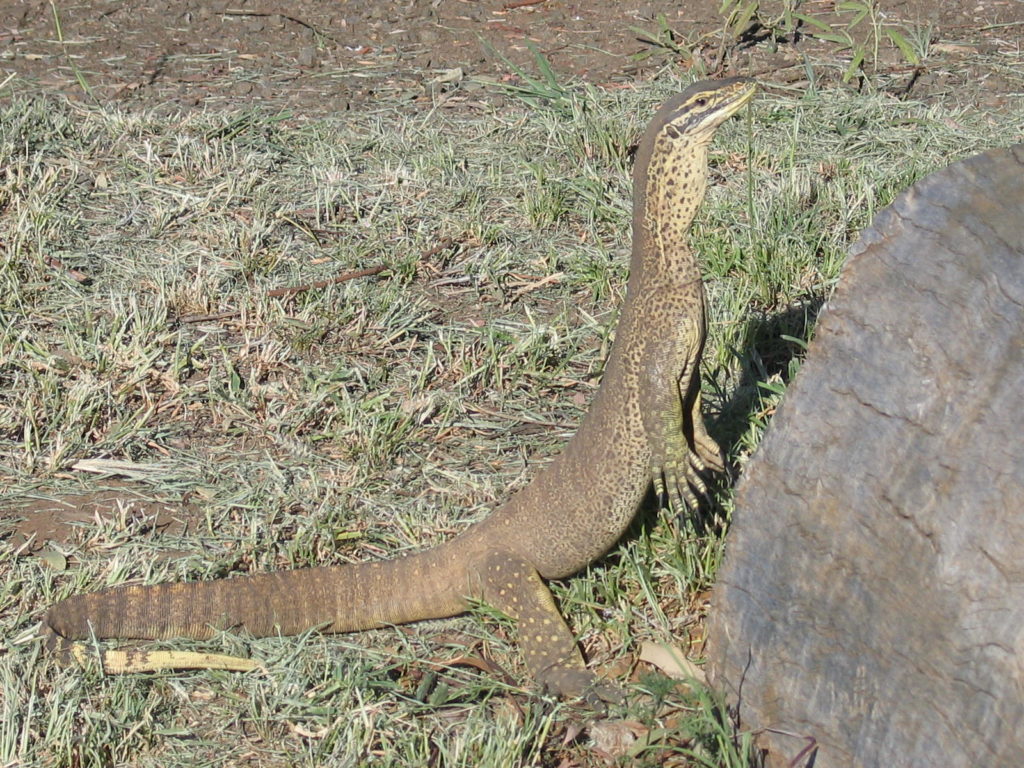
(714, 295), (825, 459)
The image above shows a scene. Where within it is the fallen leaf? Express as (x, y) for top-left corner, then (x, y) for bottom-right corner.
(638, 641), (706, 683)
(37, 549), (67, 572)
(931, 43), (976, 56)
(589, 718), (647, 759)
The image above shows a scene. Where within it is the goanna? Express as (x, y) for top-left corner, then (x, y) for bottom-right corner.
(44, 77), (756, 702)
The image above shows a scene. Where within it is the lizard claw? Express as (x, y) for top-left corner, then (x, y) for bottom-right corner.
(651, 450), (713, 514)
(692, 432), (726, 475)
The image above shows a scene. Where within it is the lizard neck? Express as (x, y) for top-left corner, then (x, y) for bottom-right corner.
(630, 134), (710, 286)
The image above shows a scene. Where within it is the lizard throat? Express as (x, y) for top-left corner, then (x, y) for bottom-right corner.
(639, 139), (709, 279)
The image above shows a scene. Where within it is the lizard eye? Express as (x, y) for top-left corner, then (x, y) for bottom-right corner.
(695, 97), (708, 107)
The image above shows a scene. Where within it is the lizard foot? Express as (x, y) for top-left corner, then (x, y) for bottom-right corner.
(538, 665), (625, 709)
(651, 447), (713, 514)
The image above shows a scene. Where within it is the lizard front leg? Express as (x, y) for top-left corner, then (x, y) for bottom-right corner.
(642, 323), (723, 513)
(478, 552), (622, 706)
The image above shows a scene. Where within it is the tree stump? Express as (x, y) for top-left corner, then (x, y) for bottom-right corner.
(707, 144), (1024, 767)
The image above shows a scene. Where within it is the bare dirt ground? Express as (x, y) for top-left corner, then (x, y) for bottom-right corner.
(1, 0), (1023, 114)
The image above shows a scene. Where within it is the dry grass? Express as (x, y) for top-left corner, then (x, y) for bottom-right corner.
(1, 73), (1021, 766)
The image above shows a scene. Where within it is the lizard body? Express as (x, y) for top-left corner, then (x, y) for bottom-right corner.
(44, 78), (755, 699)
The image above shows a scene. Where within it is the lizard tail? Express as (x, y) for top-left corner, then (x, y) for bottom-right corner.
(44, 546), (470, 672)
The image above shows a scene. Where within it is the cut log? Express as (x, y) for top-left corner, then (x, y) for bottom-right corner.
(707, 144), (1024, 768)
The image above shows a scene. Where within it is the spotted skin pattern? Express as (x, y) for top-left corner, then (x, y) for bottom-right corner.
(44, 78), (756, 702)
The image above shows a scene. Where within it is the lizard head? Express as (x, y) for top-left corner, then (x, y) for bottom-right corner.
(653, 77), (757, 147)
(630, 77), (758, 268)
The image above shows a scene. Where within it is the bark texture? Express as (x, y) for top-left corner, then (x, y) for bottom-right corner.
(707, 144), (1024, 768)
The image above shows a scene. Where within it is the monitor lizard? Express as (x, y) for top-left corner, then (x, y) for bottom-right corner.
(43, 77), (757, 702)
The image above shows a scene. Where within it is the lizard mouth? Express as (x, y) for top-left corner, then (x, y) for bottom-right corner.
(717, 78), (758, 117)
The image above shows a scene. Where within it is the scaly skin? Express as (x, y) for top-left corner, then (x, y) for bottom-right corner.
(44, 78), (756, 702)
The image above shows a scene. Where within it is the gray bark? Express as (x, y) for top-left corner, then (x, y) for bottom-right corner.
(707, 144), (1024, 768)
